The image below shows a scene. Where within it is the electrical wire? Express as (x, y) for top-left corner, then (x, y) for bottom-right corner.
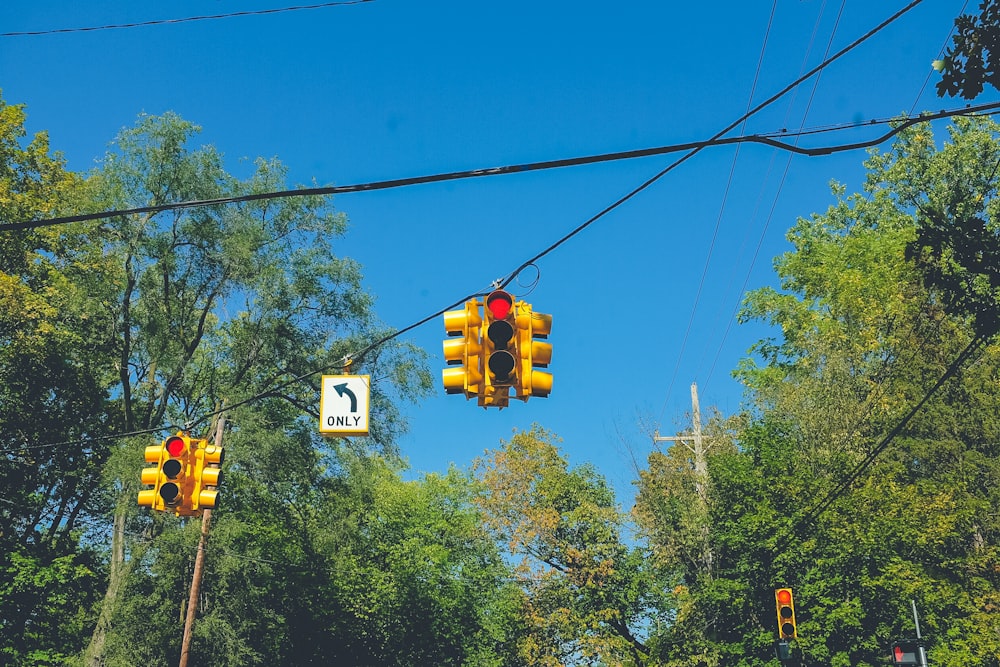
(659, 0), (780, 426)
(0, 1), (374, 38)
(0, 0), (951, 458)
(700, 0), (847, 394)
(773, 334), (988, 554)
(496, 0), (927, 291)
(9, 119), (989, 234)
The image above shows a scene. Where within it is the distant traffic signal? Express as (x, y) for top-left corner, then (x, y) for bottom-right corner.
(890, 640), (922, 666)
(514, 303), (553, 399)
(442, 300), (483, 400)
(775, 588), (798, 639)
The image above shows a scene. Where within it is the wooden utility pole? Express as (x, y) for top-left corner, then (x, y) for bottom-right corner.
(653, 382), (714, 573)
(653, 382), (709, 503)
(178, 413), (224, 667)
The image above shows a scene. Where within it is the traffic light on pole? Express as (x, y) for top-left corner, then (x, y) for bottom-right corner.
(442, 300), (483, 400)
(482, 290), (517, 408)
(890, 641), (921, 666)
(775, 588), (798, 640)
(192, 439), (225, 510)
(138, 433), (195, 515)
(514, 303), (553, 400)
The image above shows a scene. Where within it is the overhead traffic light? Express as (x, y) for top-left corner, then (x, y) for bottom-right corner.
(442, 300), (483, 400)
(482, 290), (517, 408)
(775, 588), (798, 640)
(138, 433), (196, 515)
(192, 439), (225, 510)
(441, 291), (554, 408)
(514, 303), (553, 400)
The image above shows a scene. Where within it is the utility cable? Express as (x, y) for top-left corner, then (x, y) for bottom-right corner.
(773, 333), (988, 554)
(0, 0), (955, 456)
(496, 0), (927, 290)
(700, 0), (847, 393)
(658, 0), (779, 425)
(9, 118), (987, 235)
(0, 1), (374, 38)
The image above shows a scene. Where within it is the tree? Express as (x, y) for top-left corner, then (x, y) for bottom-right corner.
(475, 425), (665, 666)
(936, 0), (1000, 100)
(0, 92), (113, 665)
(102, 446), (524, 666)
(76, 111), (434, 665)
(636, 117), (1000, 665)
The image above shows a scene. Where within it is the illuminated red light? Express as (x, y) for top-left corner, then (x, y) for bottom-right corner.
(776, 589), (792, 605)
(487, 291), (512, 319)
(165, 436), (186, 457)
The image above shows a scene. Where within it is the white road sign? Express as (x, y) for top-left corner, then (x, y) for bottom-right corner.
(319, 375), (370, 437)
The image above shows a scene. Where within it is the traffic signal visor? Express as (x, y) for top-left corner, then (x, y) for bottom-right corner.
(515, 306), (553, 399)
(442, 300), (483, 399)
(775, 588), (797, 639)
(192, 440), (224, 510)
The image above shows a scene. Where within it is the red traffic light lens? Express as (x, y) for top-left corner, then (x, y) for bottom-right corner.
(776, 589), (792, 605)
(486, 291), (513, 320)
(165, 436), (186, 457)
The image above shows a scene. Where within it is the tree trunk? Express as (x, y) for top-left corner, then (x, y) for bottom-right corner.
(83, 499), (130, 666)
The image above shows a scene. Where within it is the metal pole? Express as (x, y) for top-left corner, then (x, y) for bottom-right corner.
(911, 599), (928, 667)
(178, 414), (224, 667)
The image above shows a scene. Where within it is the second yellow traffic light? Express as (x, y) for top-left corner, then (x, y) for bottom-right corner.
(192, 440), (225, 510)
(514, 303), (553, 399)
(138, 433), (196, 515)
(442, 300), (483, 399)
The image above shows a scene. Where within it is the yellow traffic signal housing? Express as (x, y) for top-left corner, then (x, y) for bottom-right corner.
(192, 440), (225, 510)
(137, 433), (201, 516)
(138, 443), (169, 511)
(482, 290), (517, 408)
(442, 300), (483, 400)
(514, 303), (553, 400)
(775, 588), (798, 639)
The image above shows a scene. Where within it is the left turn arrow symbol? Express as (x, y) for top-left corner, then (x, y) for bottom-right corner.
(333, 382), (358, 412)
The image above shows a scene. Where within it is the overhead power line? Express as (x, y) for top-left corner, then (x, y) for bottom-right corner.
(0, 1), (374, 38)
(1, 0), (930, 456)
(6, 103), (998, 235)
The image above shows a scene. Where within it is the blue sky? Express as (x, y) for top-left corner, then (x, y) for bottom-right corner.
(2, 0), (992, 502)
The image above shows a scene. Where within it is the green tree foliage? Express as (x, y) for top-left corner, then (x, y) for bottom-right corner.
(936, 0), (1000, 100)
(637, 118), (1000, 666)
(2, 102), (529, 665)
(79, 109), (434, 665)
(103, 449), (523, 666)
(475, 425), (665, 666)
(0, 92), (111, 665)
